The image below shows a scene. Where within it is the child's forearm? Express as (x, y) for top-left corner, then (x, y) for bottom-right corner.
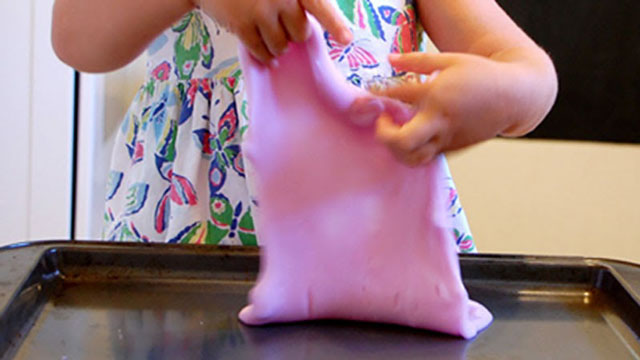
(52, 0), (195, 73)
(487, 46), (558, 137)
(418, 0), (558, 136)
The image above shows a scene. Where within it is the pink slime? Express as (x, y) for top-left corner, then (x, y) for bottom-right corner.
(237, 20), (493, 339)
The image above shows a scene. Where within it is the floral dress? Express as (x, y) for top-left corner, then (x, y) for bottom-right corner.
(103, 0), (477, 253)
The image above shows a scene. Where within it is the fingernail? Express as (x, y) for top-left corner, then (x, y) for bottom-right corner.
(340, 28), (353, 44)
(388, 53), (401, 61)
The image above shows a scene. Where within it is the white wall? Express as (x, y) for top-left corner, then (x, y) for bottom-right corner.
(0, 0), (75, 246)
(448, 139), (640, 263)
(74, 56), (147, 240)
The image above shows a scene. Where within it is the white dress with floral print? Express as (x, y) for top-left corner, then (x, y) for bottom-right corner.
(103, 2), (476, 253)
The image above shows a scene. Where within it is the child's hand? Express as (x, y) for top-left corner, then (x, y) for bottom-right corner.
(196, 0), (352, 64)
(374, 52), (548, 167)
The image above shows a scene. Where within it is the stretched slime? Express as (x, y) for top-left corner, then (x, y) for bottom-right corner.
(237, 20), (492, 339)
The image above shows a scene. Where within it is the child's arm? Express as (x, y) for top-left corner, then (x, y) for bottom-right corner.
(52, 0), (351, 72)
(374, 0), (558, 167)
(52, 0), (195, 72)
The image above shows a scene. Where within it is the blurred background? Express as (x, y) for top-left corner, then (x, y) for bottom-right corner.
(1, 0), (638, 262)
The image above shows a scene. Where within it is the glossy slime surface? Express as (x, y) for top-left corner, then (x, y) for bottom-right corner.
(237, 20), (492, 339)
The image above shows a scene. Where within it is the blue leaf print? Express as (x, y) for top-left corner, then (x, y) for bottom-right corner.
(209, 156), (227, 195)
(105, 171), (124, 201)
(123, 183), (149, 216)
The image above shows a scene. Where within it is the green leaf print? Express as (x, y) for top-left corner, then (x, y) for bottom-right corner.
(173, 11), (213, 79)
(115, 222), (145, 242)
(240, 101), (249, 123)
(215, 152), (227, 170)
(177, 82), (186, 100)
(218, 127), (229, 144)
(200, 23), (213, 68)
(174, 35), (201, 80)
(171, 12), (194, 32)
(238, 209), (257, 246)
(164, 120), (178, 163)
(206, 221), (229, 245)
(222, 69), (242, 93)
(223, 145), (239, 162)
(143, 79), (156, 97)
(239, 232), (257, 246)
(173, 13), (204, 80)
(208, 195), (234, 244)
(119, 223), (136, 241)
(175, 221), (229, 245)
(337, 0), (356, 23)
(179, 222), (204, 244)
(362, 0), (383, 40)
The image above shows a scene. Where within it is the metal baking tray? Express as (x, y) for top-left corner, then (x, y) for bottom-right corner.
(1, 241), (638, 359)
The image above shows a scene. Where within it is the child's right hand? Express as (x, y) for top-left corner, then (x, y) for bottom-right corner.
(195, 0), (352, 64)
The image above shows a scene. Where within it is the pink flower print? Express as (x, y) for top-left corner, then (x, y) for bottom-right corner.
(152, 61), (171, 81)
(182, 60), (195, 75)
(448, 187), (458, 208)
(200, 78), (212, 94)
(212, 198), (226, 215)
(459, 236), (475, 252)
(132, 140), (144, 164)
(186, 79), (199, 107)
(454, 229), (475, 253)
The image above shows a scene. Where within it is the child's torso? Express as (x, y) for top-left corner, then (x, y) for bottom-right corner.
(145, 0), (425, 86)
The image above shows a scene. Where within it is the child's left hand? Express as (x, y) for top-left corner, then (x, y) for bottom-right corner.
(374, 52), (549, 167)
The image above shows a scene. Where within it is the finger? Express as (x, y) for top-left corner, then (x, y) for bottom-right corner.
(376, 114), (437, 166)
(300, 0), (352, 44)
(238, 27), (274, 64)
(388, 52), (476, 74)
(379, 97), (414, 125)
(393, 111), (441, 153)
(377, 111), (440, 154)
(375, 112), (401, 145)
(376, 113), (410, 162)
(372, 82), (426, 105)
(347, 96), (384, 127)
(256, 15), (290, 56)
(405, 143), (438, 167)
(280, 4), (311, 42)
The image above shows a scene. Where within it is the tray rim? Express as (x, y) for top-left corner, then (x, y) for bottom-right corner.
(2, 239), (639, 269)
(3, 240), (640, 294)
(2, 240), (639, 319)
(1, 240), (639, 359)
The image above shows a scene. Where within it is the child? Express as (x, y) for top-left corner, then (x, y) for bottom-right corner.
(52, 0), (557, 249)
